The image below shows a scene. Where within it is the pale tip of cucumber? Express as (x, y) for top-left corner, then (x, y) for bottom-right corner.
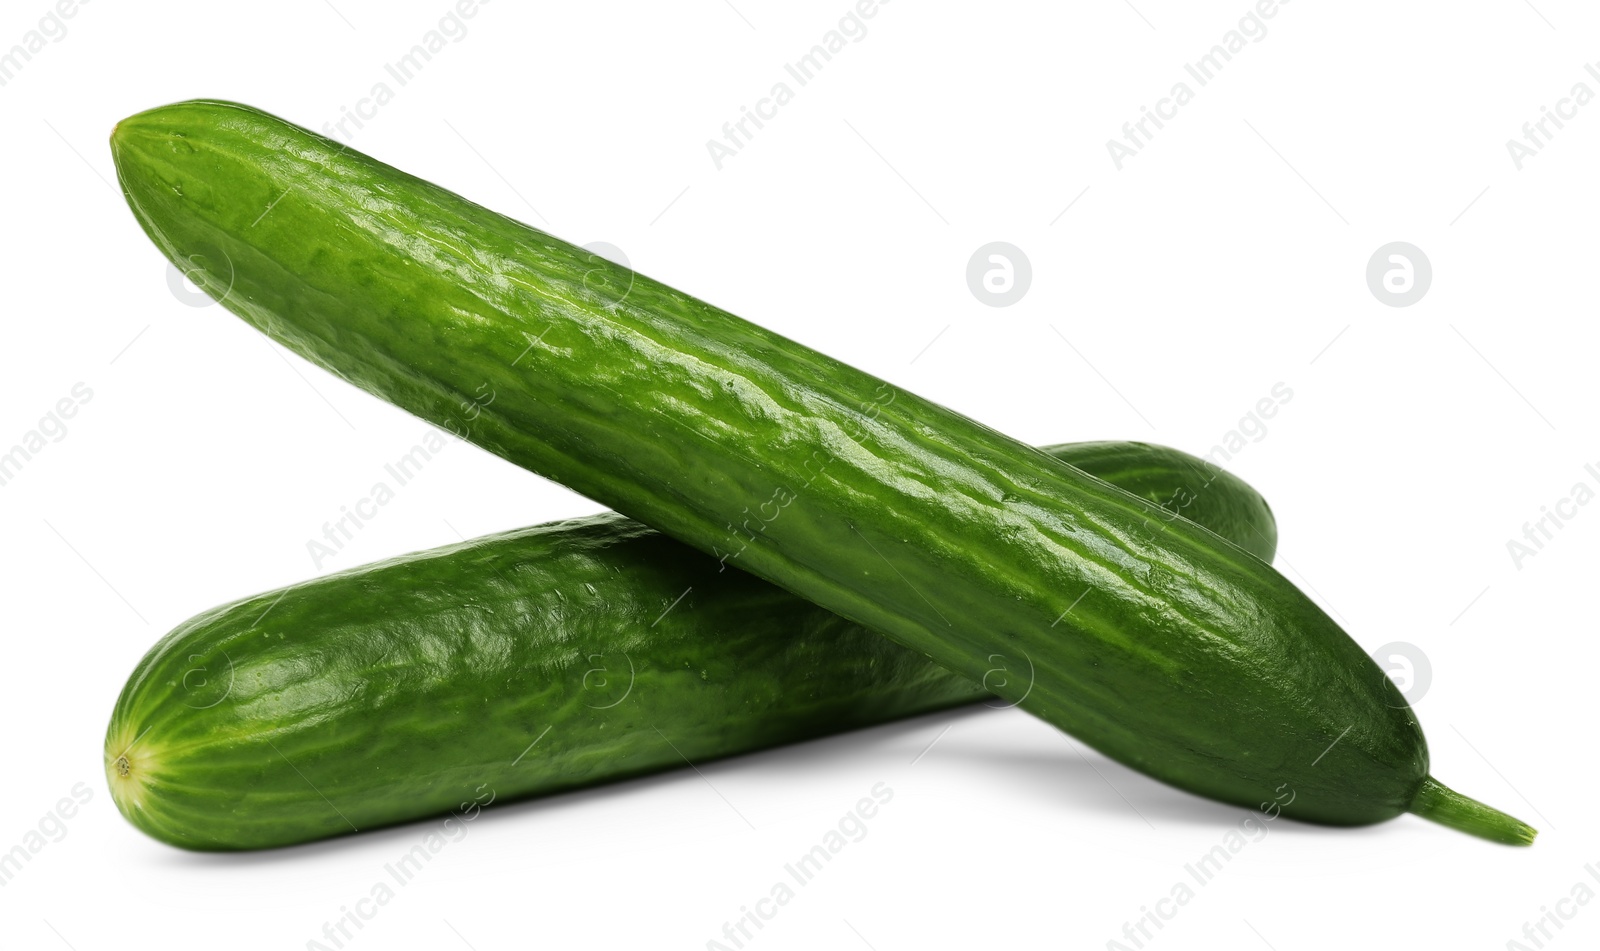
(104, 723), (157, 814)
(1409, 775), (1537, 846)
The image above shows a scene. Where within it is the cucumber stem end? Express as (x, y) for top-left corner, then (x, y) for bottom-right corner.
(1409, 776), (1537, 846)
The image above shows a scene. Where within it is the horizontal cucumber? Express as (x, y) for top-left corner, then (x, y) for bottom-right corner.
(111, 100), (1534, 845)
(1040, 439), (1276, 563)
(106, 441), (1274, 849)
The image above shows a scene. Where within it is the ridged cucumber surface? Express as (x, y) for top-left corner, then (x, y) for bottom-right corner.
(106, 441), (1272, 849)
(111, 100), (1533, 844)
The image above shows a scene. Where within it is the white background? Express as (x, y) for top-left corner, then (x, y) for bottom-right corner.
(0, 1), (1593, 948)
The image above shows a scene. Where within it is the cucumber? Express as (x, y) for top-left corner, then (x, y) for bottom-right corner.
(1041, 439), (1276, 563)
(106, 441), (1274, 849)
(111, 100), (1534, 845)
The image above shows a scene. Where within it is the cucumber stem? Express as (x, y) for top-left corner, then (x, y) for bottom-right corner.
(1409, 776), (1537, 846)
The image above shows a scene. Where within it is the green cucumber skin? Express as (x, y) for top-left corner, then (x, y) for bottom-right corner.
(113, 514), (968, 850)
(1050, 440), (1276, 563)
(106, 442), (1275, 850)
(113, 100), (1425, 829)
